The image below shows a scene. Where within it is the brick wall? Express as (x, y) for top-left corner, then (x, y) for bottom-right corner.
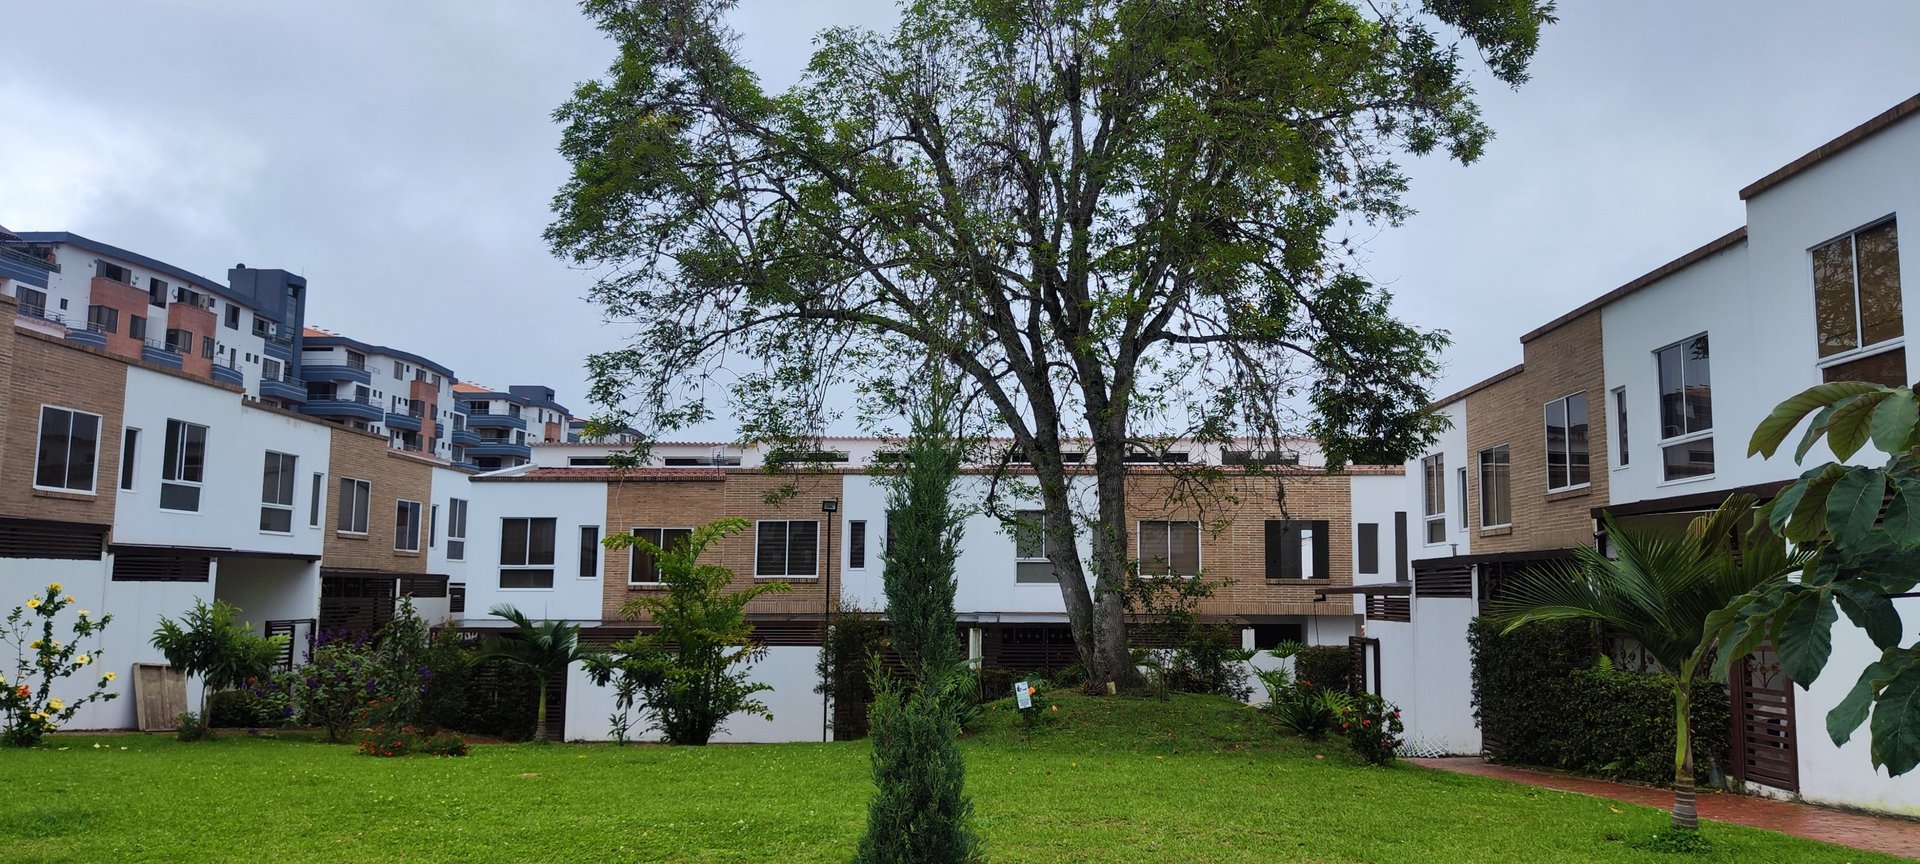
(1464, 310), (1608, 554)
(323, 426), (432, 573)
(603, 472), (842, 622)
(1124, 470), (1355, 617)
(2, 327), (127, 526)
(165, 301), (215, 379)
(88, 276), (149, 361)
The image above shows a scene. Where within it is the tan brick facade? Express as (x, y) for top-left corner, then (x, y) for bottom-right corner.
(1463, 310), (1607, 553)
(323, 426), (433, 574)
(603, 472), (842, 622)
(3, 327), (128, 525)
(1124, 471), (1356, 617)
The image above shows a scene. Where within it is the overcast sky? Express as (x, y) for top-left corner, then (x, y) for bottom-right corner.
(5, 2), (1920, 436)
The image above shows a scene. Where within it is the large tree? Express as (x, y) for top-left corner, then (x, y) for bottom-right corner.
(549, 0), (1555, 691)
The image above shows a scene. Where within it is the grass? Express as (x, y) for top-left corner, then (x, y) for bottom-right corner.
(0, 693), (1901, 863)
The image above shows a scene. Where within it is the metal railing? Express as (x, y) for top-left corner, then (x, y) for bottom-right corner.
(308, 392), (375, 405)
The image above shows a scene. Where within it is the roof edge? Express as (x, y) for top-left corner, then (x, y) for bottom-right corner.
(1519, 227), (1748, 345)
(1740, 91), (1920, 200)
(1429, 364), (1524, 410)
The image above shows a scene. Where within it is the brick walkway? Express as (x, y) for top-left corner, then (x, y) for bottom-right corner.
(1411, 757), (1920, 860)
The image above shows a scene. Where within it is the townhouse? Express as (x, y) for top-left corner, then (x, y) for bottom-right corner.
(1374, 93), (1920, 817)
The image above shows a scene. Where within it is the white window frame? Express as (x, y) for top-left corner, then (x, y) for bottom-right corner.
(578, 524), (599, 580)
(1812, 216), (1904, 375)
(1477, 444), (1512, 530)
(159, 418), (209, 513)
(1135, 519), (1202, 578)
(1542, 392), (1591, 493)
(33, 405), (102, 495)
(259, 451), (297, 535)
(1012, 509), (1060, 584)
(754, 519), (820, 579)
(628, 526), (693, 585)
(337, 477), (371, 535)
(1654, 333), (1715, 485)
(1421, 454), (1446, 545)
(120, 427), (140, 492)
(309, 472), (324, 528)
(394, 499), (423, 552)
(446, 498), (468, 560)
(499, 517), (557, 590)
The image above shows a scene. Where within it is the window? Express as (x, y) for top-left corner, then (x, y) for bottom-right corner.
(430, 505), (439, 547)
(34, 406), (101, 493)
(336, 477), (371, 534)
(1264, 520), (1328, 580)
(1477, 445), (1512, 528)
(259, 451), (297, 533)
(119, 428), (139, 491)
(395, 500), (422, 551)
(1252, 622), (1306, 650)
(95, 260), (130, 283)
(309, 472), (323, 527)
(128, 315), (147, 341)
(86, 305), (118, 334)
(446, 498), (468, 560)
(394, 363), (404, 380)
(1814, 219), (1904, 385)
(1356, 523), (1380, 575)
(1544, 392), (1590, 491)
(500, 517), (557, 589)
(1656, 334), (1713, 481)
(17, 287), (46, 317)
(251, 315), (271, 338)
(1013, 510), (1063, 583)
(628, 527), (693, 584)
(848, 520), (867, 569)
(1421, 454), (1445, 543)
(1612, 387), (1630, 467)
(159, 419), (207, 511)
(201, 336), (214, 359)
(165, 328), (191, 353)
(263, 357), (283, 381)
(1138, 520), (1201, 577)
(148, 277), (167, 306)
(1457, 467), (1468, 530)
(579, 526), (600, 579)
(755, 520), (819, 578)
(224, 304), (240, 329)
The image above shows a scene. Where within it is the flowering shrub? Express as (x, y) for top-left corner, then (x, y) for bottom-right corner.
(1337, 693), (1405, 766)
(1, 583), (116, 747)
(1014, 679), (1054, 734)
(358, 723), (414, 757)
(270, 630), (385, 742)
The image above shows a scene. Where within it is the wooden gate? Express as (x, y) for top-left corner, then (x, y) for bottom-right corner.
(319, 575), (395, 637)
(1728, 648), (1798, 793)
(1347, 636), (1381, 696)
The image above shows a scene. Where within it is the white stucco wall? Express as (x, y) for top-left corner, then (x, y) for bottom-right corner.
(457, 478), (610, 624)
(561, 646), (825, 743)
(1407, 401), (1471, 562)
(1790, 596), (1920, 817)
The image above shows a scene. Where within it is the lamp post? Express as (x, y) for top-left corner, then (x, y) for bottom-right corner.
(820, 497), (839, 743)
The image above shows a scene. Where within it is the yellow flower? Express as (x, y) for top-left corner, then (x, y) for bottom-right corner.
(75, 654), (90, 666)
(28, 712), (44, 721)
(47, 698), (64, 711)
(103, 671), (117, 682)
(63, 595), (74, 604)
(29, 640), (41, 650)
(48, 582), (61, 592)
(51, 641), (63, 650)
(77, 610), (89, 618)
(25, 598), (40, 609)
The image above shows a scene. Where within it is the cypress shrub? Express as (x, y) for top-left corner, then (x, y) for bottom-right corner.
(1469, 617), (1730, 784)
(855, 670), (983, 864)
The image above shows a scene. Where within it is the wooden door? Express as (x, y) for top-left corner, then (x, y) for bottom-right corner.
(1729, 648), (1798, 793)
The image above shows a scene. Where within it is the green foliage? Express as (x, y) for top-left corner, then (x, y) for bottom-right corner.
(1716, 380), (1920, 776)
(478, 603), (593, 741)
(550, 0), (1554, 688)
(1335, 692), (1404, 766)
(172, 711), (211, 743)
(814, 605), (888, 740)
(1271, 685), (1349, 740)
(150, 599), (287, 739)
(1468, 619), (1731, 785)
(273, 632), (384, 742)
(1124, 573), (1256, 700)
(416, 731), (470, 757)
(1, 583), (115, 747)
(853, 666), (984, 864)
(1293, 645), (1356, 694)
(593, 518), (790, 745)
(358, 723), (414, 758)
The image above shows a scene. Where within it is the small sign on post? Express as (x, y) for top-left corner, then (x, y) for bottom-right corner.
(1014, 680), (1032, 710)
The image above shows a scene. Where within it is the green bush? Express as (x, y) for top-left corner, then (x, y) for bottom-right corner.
(417, 731), (470, 757)
(1336, 693), (1404, 765)
(459, 655), (542, 741)
(174, 711), (211, 743)
(1468, 617), (1730, 784)
(207, 688), (291, 729)
(1293, 645), (1354, 693)
(815, 608), (888, 740)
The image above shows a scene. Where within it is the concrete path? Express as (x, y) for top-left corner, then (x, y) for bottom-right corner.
(1410, 757), (1919, 860)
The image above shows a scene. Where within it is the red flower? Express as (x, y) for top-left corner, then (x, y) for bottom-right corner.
(1362, 719), (1372, 728)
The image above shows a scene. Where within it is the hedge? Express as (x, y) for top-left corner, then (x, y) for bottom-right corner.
(1294, 645), (1355, 693)
(1468, 617), (1729, 784)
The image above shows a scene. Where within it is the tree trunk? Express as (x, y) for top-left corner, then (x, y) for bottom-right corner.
(535, 677), (549, 743)
(1087, 443), (1143, 693)
(1671, 681), (1698, 831)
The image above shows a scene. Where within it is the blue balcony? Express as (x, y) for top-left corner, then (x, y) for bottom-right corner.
(467, 440), (532, 461)
(385, 410), (422, 432)
(263, 338), (293, 361)
(259, 376), (308, 404)
(300, 395), (384, 423)
(302, 361), (372, 385)
(451, 460), (482, 472)
(63, 329), (107, 350)
(140, 342), (184, 369)
(210, 364), (245, 387)
(450, 427), (481, 447)
(465, 411), (526, 431)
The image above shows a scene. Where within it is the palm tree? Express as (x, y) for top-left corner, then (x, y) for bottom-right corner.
(476, 604), (591, 742)
(1490, 495), (1808, 831)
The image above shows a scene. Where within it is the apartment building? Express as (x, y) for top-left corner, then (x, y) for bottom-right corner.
(299, 330), (466, 464)
(453, 383), (574, 470)
(1375, 93), (1920, 817)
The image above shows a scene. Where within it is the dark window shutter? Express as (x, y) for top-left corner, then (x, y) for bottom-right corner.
(1393, 512), (1409, 581)
(849, 520), (866, 569)
(1310, 520), (1330, 579)
(756, 521), (786, 575)
(1357, 523), (1379, 574)
(788, 520), (819, 576)
(1263, 520), (1287, 579)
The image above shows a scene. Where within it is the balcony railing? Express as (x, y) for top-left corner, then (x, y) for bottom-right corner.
(146, 337), (184, 355)
(309, 392), (374, 406)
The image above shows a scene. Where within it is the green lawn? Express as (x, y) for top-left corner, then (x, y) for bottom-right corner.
(0, 694), (1898, 863)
